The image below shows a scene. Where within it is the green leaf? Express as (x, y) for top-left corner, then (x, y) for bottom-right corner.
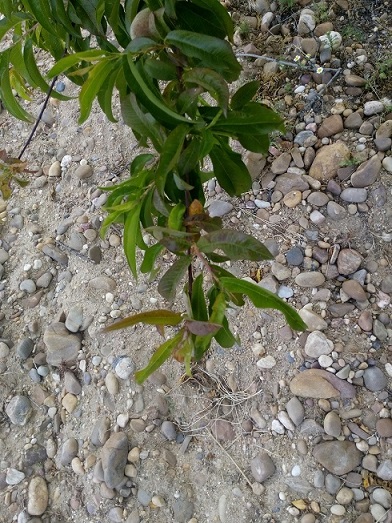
(0, 13), (30, 41)
(221, 277), (307, 331)
(209, 143), (251, 196)
(237, 133), (270, 154)
(190, 273), (208, 321)
(210, 265), (244, 306)
(144, 57), (178, 80)
(185, 319), (221, 336)
(140, 243), (164, 273)
(134, 329), (184, 383)
(165, 30), (241, 82)
(192, 0), (234, 41)
(0, 59), (33, 122)
(155, 124), (189, 195)
(124, 55), (193, 128)
(168, 202), (186, 231)
(211, 102), (285, 135)
(104, 309), (183, 331)
(48, 50), (109, 77)
(183, 68), (229, 115)
(159, 235), (192, 254)
(197, 229), (273, 261)
(97, 64), (119, 122)
(131, 153), (155, 175)
(22, 0), (57, 34)
(213, 315), (237, 348)
(176, 1), (229, 40)
(79, 58), (120, 123)
(50, 0), (83, 37)
(158, 255), (192, 301)
(230, 80), (259, 110)
(123, 203), (142, 278)
(126, 37), (159, 54)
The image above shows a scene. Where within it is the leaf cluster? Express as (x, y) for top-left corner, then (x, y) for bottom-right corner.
(0, 0), (306, 382)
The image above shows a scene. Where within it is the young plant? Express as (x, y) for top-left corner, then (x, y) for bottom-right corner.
(0, 0), (306, 383)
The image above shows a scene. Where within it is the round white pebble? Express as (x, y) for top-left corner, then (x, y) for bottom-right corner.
(330, 504), (345, 516)
(291, 465), (301, 477)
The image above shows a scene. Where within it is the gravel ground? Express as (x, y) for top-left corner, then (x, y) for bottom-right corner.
(0, 1), (392, 522)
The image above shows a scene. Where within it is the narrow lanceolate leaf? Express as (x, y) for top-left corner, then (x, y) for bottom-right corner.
(190, 273), (208, 321)
(155, 124), (189, 196)
(79, 58), (120, 123)
(104, 309), (183, 331)
(197, 230), (274, 262)
(158, 255), (192, 301)
(0, 62), (33, 122)
(97, 64), (119, 122)
(230, 80), (259, 110)
(168, 202), (186, 231)
(193, 291), (226, 359)
(209, 144), (251, 196)
(220, 277), (307, 331)
(212, 102), (285, 135)
(126, 37), (159, 54)
(213, 315), (237, 348)
(123, 203), (142, 278)
(48, 50), (110, 77)
(140, 243), (164, 273)
(164, 30), (241, 83)
(183, 68), (229, 116)
(135, 329), (184, 383)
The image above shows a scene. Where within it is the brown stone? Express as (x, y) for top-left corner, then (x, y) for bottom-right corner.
(376, 419), (392, 438)
(337, 249), (362, 275)
(344, 112), (363, 129)
(309, 142), (350, 181)
(345, 74), (366, 87)
(342, 280), (367, 301)
(271, 152), (291, 175)
(351, 155), (382, 188)
(313, 441), (362, 475)
(314, 22), (334, 37)
(357, 310), (373, 331)
(283, 190), (302, 208)
(317, 115), (344, 138)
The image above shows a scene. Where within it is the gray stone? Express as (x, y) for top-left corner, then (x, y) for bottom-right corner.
(327, 201), (346, 220)
(382, 156), (392, 172)
(351, 155), (382, 188)
(208, 201), (233, 217)
(6, 395), (32, 426)
(114, 357), (135, 379)
(75, 164), (93, 179)
(307, 191), (329, 206)
(250, 452), (276, 482)
(271, 152), (291, 174)
(375, 138), (392, 152)
(89, 275), (116, 292)
(342, 280), (367, 301)
(324, 411), (341, 437)
(295, 130), (315, 146)
(0, 248), (9, 264)
(65, 306), (84, 332)
(363, 366), (387, 391)
(344, 112), (363, 129)
(20, 279), (36, 293)
(337, 249), (362, 275)
(60, 437), (78, 466)
(298, 8), (316, 35)
(6, 468), (25, 485)
(258, 275), (278, 294)
(101, 432), (128, 489)
(295, 272), (325, 287)
(42, 244), (69, 266)
(27, 477), (48, 516)
(64, 371), (82, 395)
(381, 275), (392, 294)
(245, 152), (267, 180)
(173, 499), (195, 523)
(325, 474), (342, 495)
(286, 397), (305, 426)
(274, 174), (309, 195)
(16, 338), (34, 359)
(313, 441), (362, 475)
(91, 417), (111, 447)
(161, 420), (177, 441)
(286, 246), (304, 266)
(43, 322), (81, 366)
(340, 188), (368, 203)
(377, 461), (392, 481)
(345, 74), (366, 87)
(298, 308), (327, 331)
(271, 261), (291, 281)
(137, 489), (152, 506)
(212, 419), (235, 441)
(36, 272), (53, 288)
(304, 330), (333, 358)
(363, 100), (384, 116)
(372, 488), (392, 509)
(88, 245), (102, 264)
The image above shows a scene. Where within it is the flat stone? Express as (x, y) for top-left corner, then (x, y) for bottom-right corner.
(307, 191), (329, 206)
(271, 261), (291, 281)
(75, 164), (93, 179)
(89, 275), (116, 292)
(376, 120), (392, 139)
(5, 395), (32, 425)
(271, 152), (291, 174)
(344, 112), (363, 129)
(286, 247), (304, 266)
(376, 419), (392, 438)
(48, 161), (61, 177)
(345, 74), (366, 87)
(245, 152), (267, 180)
(313, 441), (362, 475)
(42, 244), (68, 266)
(274, 174), (309, 195)
(101, 432), (128, 489)
(283, 190), (302, 208)
(337, 249), (362, 275)
(358, 310), (373, 331)
(6, 468), (25, 485)
(64, 371), (82, 395)
(43, 322), (81, 366)
(363, 100), (384, 116)
(377, 460), (392, 481)
(290, 368), (355, 399)
(61, 437), (78, 466)
(258, 275), (278, 294)
(372, 488), (392, 509)
(301, 37), (319, 56)
(65, 305), (84, 332)
(62, 393), (78, 413)
(250, 452), (276, 482)
(309, 142), (350, 181)
(382, 156), (392, 172)
(286, 397), (305, 426)
(208, 201), (233, 217)
(351, 155), (382, 188)
(317, 115), (343, 138)
(299, 308), (327, 331)
(161, 420), (177, 441)
(342, 280), (367, 301)
(91, 417), (111, 447)
(298, 8), (316, 35)
(327, 180), (342, 195)
(27, 477), (49, 516)
(295, 272), (325, 287)
(211, 419), (235, 441)
(114, 357), (135, 379)
(305, 330), (334, 358)
(375, 138), (392, 152)
(328, 303), (356, 317)
(173, 499), (195, 523)
(36, 272), (53, 288)
(327, 201), (346, 220)
(324, 411), (341, 437)
(340, 188), (368, 203)
(363, 367), (387, 392)
(16, 338), (34, 359)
